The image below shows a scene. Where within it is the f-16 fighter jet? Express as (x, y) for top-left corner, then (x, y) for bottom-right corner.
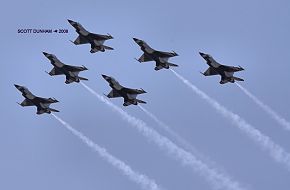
(102, 75), (147, 106)
(14, 84), (59, 115)
(68, 19), (113, 53)
(133, 38), (179, 71)
(43, 52), (88, 84)
(199, 52), (244, 84)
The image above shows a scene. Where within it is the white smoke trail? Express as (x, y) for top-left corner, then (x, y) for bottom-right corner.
(236, 83), (290, 131)
(170, 69), (290, 170)
(138, 105), (221, 168)
(138, 105), (199, 154)
(80, 82), (246, 190)
(51, 113), (161, 190)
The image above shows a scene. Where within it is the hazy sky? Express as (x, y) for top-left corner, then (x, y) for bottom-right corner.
(1, 0), (290, 190)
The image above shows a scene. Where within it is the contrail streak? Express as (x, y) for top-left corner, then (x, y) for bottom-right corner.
(51, 113), (161, 190)
(170, 69), (290, 171)
(80, 82), (246, 190)
(138, 105), (199, 154)
(138, 105), (221, 168)
(236, 83), (290, 131)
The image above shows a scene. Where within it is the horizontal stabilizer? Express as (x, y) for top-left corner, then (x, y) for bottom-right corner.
(136, 99), (147, 104)
(103, 45), (114, 50)
(78, 76), (88, 81)
(233, 77), (244, 82)
(167, 62), (178, 67)
(49, 108), (60, 113)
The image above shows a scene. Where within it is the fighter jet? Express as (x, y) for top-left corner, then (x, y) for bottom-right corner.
(199, 52), (244, 84)
(68, 19), (114, 53)
(102, 75), (147, 106)
(43, 52), (88, 84)
(14, 84), (59, 115)
(133, 38), (179, 71)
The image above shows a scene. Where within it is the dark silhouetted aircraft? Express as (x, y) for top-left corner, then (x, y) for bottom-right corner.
(43, 52), (88, 84)
(133, 38), (178, 71)
(199, 52), (244, 84)
(15, 84), (59, 114)
(68, 19), (113, 53)
(102, 75), (146, 106)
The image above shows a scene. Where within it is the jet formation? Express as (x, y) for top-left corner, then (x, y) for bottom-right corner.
(43, 52), (88, 84)
(102, 75), (147, 106)
(68, 19), (114, 53)
(133, 38), (179, 71)
(15, 84), (59, 114)
(15, 19), (246, 114)
(199, 52), (244, 84)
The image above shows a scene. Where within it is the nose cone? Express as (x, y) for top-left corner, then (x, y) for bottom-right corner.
(14, 84), (24, 91)
(199, 52), (205, 56)
(42, 52), (49, 57)
(14, 84), (20, 89)
(102, 74), (109, 80)
(133, 37), (142, 43)
(67, 19), (75, 25)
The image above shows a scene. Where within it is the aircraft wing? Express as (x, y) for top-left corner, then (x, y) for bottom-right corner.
(203, 67), (219, 76)
(123, 97), (147, 106)
(123, 88), (146, 95)
(157, 50), (177, 58)
(72, 35), (89, 45)
(154, 64), (163, 70)
(91, 33), (111, 41)
(137, 53), (153, 62)
(49, 55), (63, 65)
(90, 40), (105, 48)
(63, 65), (87, 72)
(107, 89), (122, 98)
(95, 40), (105, 45)
(74, 23), (90, 36)
(44, 54), (65, 68)
(35, 97), (57, 104)
(109, 79), (122, 90)
(207, 59), (220, 68)
(36, 107), (46, 114)
(19, 99), (34, 106)
(48, 67), (63, 76)
(15, 85), (33, 96)
(123, 99), (133, 106)
(140, 42), (155, 54)
(224, 71), (234, 77)
(65, 76), (75, 84)
(36, 106), (59, 114)
(102, 75), (123, 90)
(220, 65), (243, 72)
(202, 55), (221, 68)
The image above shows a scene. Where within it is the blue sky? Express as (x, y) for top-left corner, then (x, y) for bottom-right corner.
(1, 0), (290, 190)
